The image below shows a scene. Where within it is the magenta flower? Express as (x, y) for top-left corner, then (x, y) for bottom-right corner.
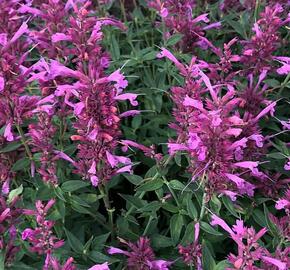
(178, 223), (202, 269)
(88, 262), (110, 270)
(211, 215), (287, 270)
(148, 0), (220, 53)
(108, 237), (172, 270)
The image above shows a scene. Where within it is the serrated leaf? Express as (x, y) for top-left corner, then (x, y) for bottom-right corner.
(187, 199), (198, 220)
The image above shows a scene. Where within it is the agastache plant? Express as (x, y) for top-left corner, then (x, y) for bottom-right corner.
(211, 214), (287, 270)
(45, 1), (135, 187)
(158, 48), (276, 200)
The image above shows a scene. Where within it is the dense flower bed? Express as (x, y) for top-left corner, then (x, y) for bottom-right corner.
(0, 0), (289, 269)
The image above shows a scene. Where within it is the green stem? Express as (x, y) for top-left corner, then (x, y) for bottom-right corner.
(99, 184), (115, 239)
(143, 215), (154, 236)
(199, 192), (207, 221)
(164, 177), (181, 208)
(16, 124), (33, 161)
(120, 0), (127, 23)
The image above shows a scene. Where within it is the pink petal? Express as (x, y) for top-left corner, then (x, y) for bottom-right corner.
(120, 110), (141, 117)
(0, 76), (4, 92)
(234, 161), (258, 172)
(51, 33), (72, 43)
(10, 22), (29, 44)
(183, 96), (204, 110)
(88, 161), (97, 175)
(194, 222), (200, 243)
(211, 214), (233, 235)
(115, 93), (138, 106)
(261, 256), (286, 270)
(88, 262), (110, 270)
(90, 175), (99, 187)
(225, 128), (242, 137)
(107, 247), (126, 255)
(275, 199), (289, 210)
(4, 123), (14, 142)
(167, 143), (188, 155)
(254, 102), (276, 122)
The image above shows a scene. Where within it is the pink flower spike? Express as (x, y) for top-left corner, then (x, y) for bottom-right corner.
(0, 76), (4, 92)
(115, 93), (138, 106)
(88, 262), (110, 270)
(0, 208), (10, 223)
(261, 256), (287, 270)
(51, 33), (72, 43)
(211, 214), (233, 235)
(4, 123), (14, 142)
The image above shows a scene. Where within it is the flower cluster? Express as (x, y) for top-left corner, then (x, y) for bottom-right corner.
(241, 4), (290, 75)
(178, 223), (202, 269)
(0, 195), (22, 266)
(158, 48), (276, 199)
(108, 237), (173, 270)
(148, 0), (221, 52)
(22, 199), (66, 270)
(211, 214), (288, 270)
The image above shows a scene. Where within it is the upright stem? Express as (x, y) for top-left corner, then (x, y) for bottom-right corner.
(199, 192), (207, 221)
(120, 0), (127, 23)
(16, 124), (33, 161)
(99, 184), (115, 239)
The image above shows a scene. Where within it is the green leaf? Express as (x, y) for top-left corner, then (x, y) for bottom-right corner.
(168, 180), (186, 191)
(0, 141), (22, 153)
(200, 222), (223, 236)
(170, 214), (184, 244)
(54, 186), (66, 202)
(0, 250), (4, 270)
(61, 180), (90, 192)
(92, 233), (111, 251)
(187, 199), (198, 220)
(123, 174), (143, 185)
(11, 157), (30, 171)
(64, 228), (84, 254)
(151, 234), (173, 248)
(181, 222), (195, 245)
(202, 243), (216, 270)
(214, 260), (231, 270)
(8, 185), (23, 204)
(222, 196), (240, 218)
(263, 204), (278, 236)
(253, 209), (267, 227)
(166, 34), (183, 46)
(138, 201), (161, 212)
(136, 178), (163, 192)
